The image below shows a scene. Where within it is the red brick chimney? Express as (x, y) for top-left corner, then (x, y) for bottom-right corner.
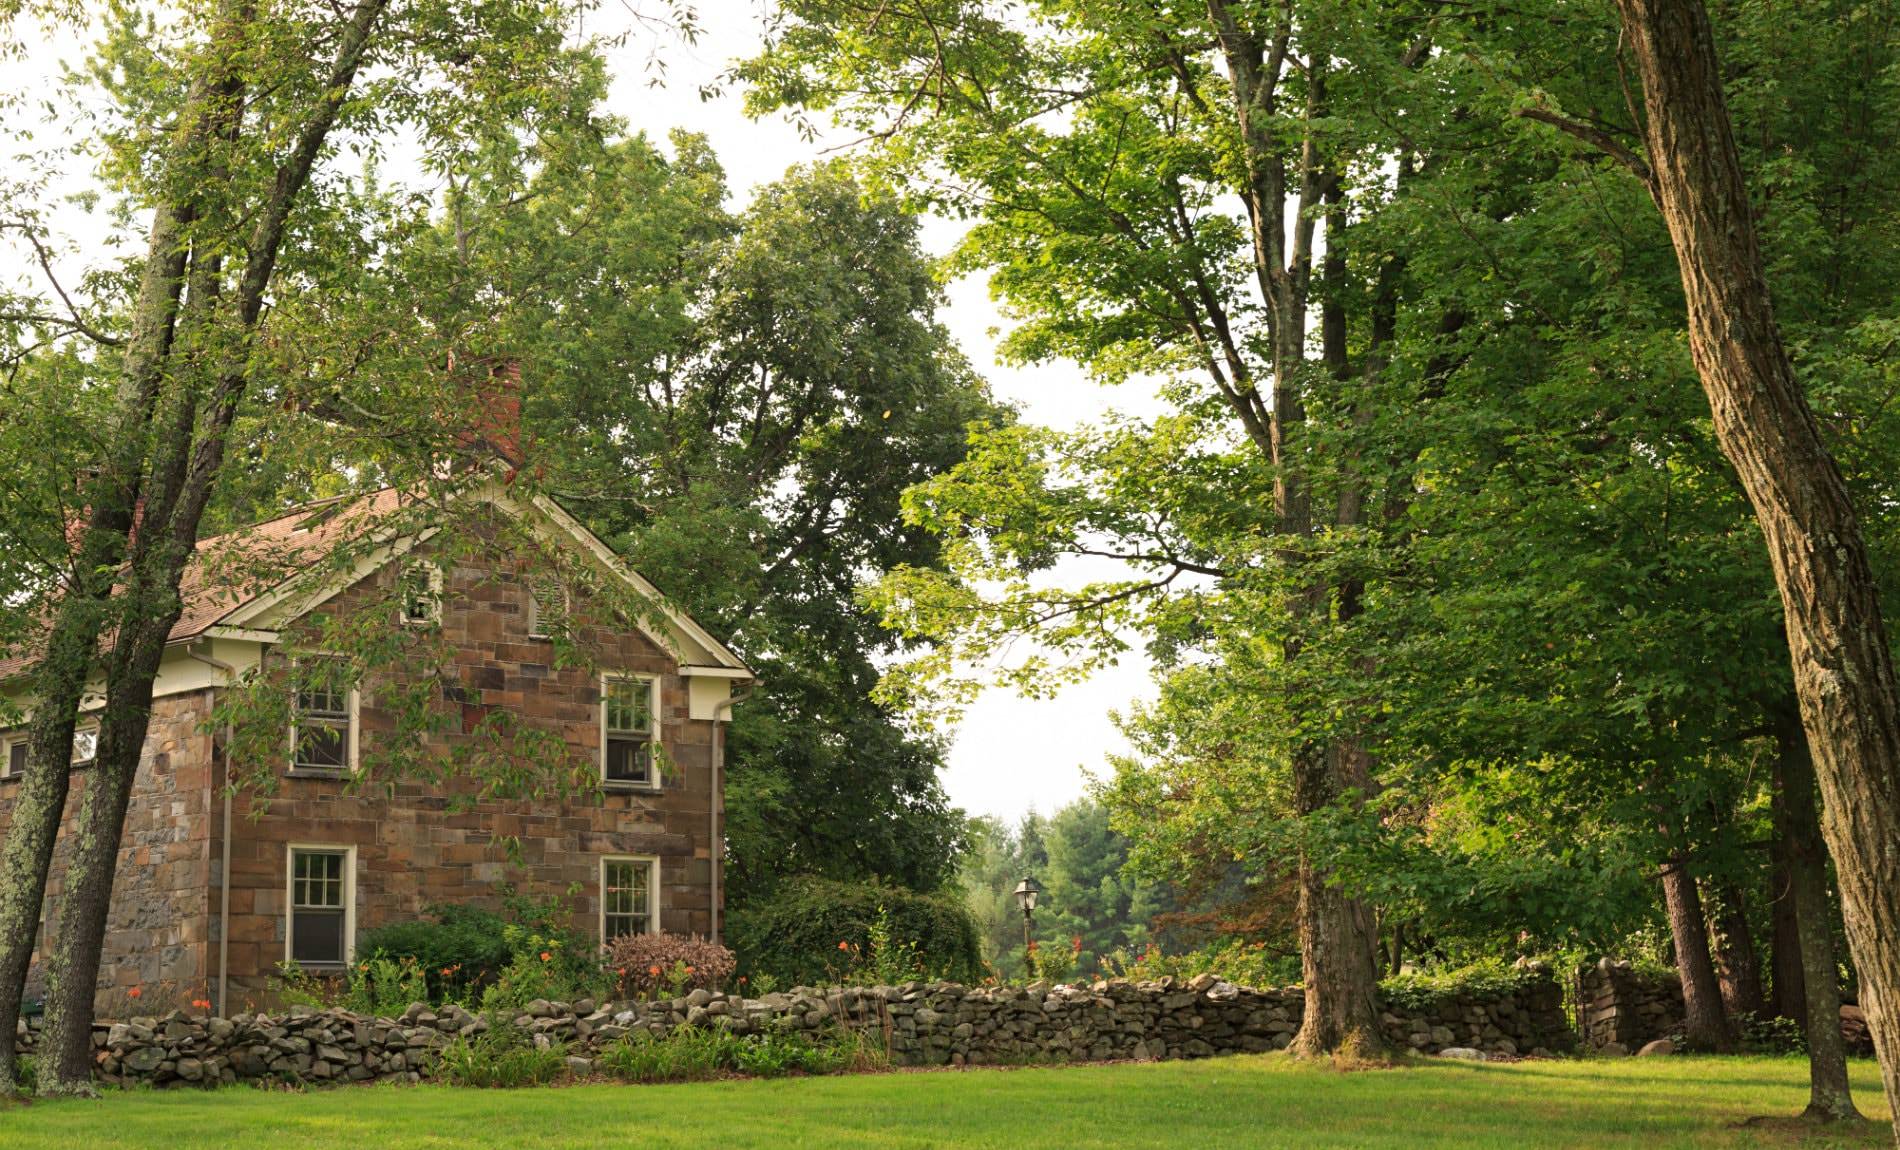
(447, 354), (529, 479)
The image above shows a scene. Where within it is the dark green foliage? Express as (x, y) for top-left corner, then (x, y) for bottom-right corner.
(726, 876), (983, 986)
(356, 905), (514, 999)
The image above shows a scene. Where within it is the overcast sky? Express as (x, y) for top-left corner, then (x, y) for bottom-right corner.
(11, 6), (1163, 823)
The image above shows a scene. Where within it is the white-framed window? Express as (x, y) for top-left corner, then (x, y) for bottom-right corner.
(71, 723), (97, 766)
(600, 855), (659, 942)
(1, 733), (24, 779)
(290, 655), (357, 773)
(286, 844), (356, 967)
(526, 577), (568, 639)
(600, 674), (658, 788)
(398, 560), (443, 626)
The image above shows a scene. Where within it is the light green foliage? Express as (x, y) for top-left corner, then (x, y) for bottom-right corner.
(594, 1023), (881, 1083)
(273, 957), (431, 1019)
(1377, 960), (1549, 1015)
(1102, 939), (1301, 991)
(434, 1023), (569, 1089)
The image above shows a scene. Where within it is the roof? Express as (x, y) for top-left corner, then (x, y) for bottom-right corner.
(0, 483), (751, 681)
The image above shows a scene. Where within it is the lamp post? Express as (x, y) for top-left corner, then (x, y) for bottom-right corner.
(1013, 875), (1042, 978)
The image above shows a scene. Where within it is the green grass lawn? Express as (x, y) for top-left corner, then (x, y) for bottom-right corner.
(0, 1055), (1891, 1149)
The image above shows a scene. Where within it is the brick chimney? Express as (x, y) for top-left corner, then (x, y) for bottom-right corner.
(447, 354), (528, 479)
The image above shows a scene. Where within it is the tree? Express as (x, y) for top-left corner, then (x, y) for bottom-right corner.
(0, 0), (638, 1094)
(1559, 0), (1900, 1129)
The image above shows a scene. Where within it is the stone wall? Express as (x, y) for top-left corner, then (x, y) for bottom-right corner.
(1579, 958), (1875, 1055)
(14, 973), (1577, 1088)
(0, 692), (217, 1014)
(1578, 960), (1684, 1053)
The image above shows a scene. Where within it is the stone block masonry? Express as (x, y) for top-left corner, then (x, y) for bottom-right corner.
(13, 972), (1577, 1088)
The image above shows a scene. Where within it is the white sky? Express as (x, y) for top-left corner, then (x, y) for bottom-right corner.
(7, 4), (1164, 822)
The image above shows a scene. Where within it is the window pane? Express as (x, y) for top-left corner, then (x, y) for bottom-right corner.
(292, 907), (345, 964)
(401, 565), (438, 622)
(605, 680), (651, 734)
(605, 736), (650, 783)
(71, 728), (96, 764)
(293, 852), (344, 908)
(7, 740), (24, 776)
(296, 720), (348, 769)
(602, 859), (651, 941)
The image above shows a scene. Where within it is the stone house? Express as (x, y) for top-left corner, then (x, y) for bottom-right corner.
(0, 478), (752, 1014)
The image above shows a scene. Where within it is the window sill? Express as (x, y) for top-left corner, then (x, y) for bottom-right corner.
(287, 767), (353, 779)
(602, 779), (661, 794)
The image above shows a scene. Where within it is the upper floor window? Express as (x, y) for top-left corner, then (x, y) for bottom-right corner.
(601, 675), (657, 788)
(1, 733), (24, 779)
(527, 577), (568, 639)
(292, 656), (355, 773)
(71, 724), (97, 766)
(399, 561), (442, 626)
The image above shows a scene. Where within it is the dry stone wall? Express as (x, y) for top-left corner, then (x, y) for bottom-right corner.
(14, 972), (1575, 1088)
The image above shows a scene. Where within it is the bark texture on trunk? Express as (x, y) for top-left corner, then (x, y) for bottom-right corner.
(1206, 1), (1385, 1058)
(1615, 0), (1900, 1131)
(1661, 857), (1737, 1052)
(33, 0), (389, 1093)
(1775, 709), (1861, 1121)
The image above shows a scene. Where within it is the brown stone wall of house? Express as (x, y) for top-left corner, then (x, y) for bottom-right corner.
(219, 532), (720, 1010)
(0, 692), (217, 1015)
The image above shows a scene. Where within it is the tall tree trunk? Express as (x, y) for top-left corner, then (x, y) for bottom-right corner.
(1712, 880), (1766, 1021)
(1661, 856), (1737, 1052)
(0, 156), (200, 1103)
(1204, 1), (1383, 1058)
(34, 0), (388, 1093)
(1770, 822), (1808, 1022)
(1774, 707), (1861, 1121)
(1614, 0), (1900, 1132)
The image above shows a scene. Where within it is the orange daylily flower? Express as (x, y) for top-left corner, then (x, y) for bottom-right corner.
(540, 951), (552, 963)
(127, 987), (142, 998)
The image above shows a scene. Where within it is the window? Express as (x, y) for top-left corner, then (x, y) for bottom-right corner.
(71, 725), (97, 766)
(399, 561), (442, 626)
(601, 675), (657, 787)
(2, 734), (24, 779)
(291, 656), (354, 773)
(287, 845), (355, 967)
(526, 577), (567, 639)
(601, 856), (657, 941)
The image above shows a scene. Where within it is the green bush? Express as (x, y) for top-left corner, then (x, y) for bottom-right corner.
(357, 904), (514, 999)
(594, 1022), (888, 1083)
(1378, 958), (1547, 1012)
(435, 1020), (570, 1088)
(1101, 939), (1301, 989)
(726, 876), (984, 986)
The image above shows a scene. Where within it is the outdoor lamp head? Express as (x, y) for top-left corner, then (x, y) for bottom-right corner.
(1014, 875), (1042, 914)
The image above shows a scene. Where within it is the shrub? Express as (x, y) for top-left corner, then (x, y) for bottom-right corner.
(1101, 939), (1301, 989)
(479, 926), (613, 1013)
(604, 933), (736, 1000)
(436, 1020), (570, 1088)
(357, 904), (514, 999)
(1379, 958), (1547, 1012)
(594, 1022), (888, 1083)
(273, 955), (431, 1016)
(1737, 1011), (1807, 1054)
(727, 876), (984, 986)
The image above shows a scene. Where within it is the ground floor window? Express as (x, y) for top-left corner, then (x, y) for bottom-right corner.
(601, 855), (658, 941)
(287, 845), (355, 966)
